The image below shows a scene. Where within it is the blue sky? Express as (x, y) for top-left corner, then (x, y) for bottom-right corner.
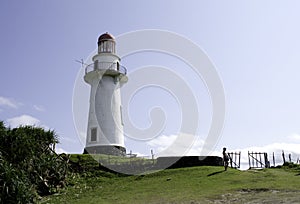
(1, 1), (300, 164)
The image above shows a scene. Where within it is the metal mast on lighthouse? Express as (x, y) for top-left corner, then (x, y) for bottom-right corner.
(84, 33), (128, 155)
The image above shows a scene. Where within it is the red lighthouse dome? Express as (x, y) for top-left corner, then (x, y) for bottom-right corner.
(97, 32), (116, 53)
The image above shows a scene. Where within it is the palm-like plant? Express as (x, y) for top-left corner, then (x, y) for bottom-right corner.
(0, 122), (68, 203)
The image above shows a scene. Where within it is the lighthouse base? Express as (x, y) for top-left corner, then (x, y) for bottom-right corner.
(84, 145), (126, 156)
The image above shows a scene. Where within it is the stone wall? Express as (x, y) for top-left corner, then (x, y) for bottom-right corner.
(156, 156), (223, 169)
(83, 145), (126, 156)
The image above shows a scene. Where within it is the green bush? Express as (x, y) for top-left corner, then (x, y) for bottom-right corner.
(0, 121), (68, 203)
(0, 155), (35, 204)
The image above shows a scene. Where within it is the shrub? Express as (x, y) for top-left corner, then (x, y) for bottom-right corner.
(0, 153), (35, 203)
(0, 121), (68, 203)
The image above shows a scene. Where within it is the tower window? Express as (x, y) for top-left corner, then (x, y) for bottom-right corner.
(91, 127), (97, 142)
(94, 60), (99, 70)
(117, 62), (120, 71)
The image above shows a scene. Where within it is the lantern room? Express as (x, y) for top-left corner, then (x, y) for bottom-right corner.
(97, 32), (116, 54)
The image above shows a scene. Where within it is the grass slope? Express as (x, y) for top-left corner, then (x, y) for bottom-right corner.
(41, 165), (300, 204)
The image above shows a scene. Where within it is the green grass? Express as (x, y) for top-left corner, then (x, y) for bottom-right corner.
(40, 164), (300, 204)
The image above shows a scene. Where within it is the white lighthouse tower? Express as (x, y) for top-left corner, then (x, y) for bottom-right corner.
(84, 33), (128, 155)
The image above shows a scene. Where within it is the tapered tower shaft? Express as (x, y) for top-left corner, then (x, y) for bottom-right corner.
(84, 33), (127, 155)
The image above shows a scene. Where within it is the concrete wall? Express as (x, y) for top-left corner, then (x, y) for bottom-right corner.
(156, 156), (223, 169)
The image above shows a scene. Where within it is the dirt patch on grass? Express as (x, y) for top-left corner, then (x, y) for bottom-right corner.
(208, 189), (300, 204)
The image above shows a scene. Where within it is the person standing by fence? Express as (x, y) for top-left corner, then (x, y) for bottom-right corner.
(223, 147), (229, 171)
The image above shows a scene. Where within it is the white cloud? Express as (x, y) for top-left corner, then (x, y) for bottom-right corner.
(288, 133), (300, 142)
(33, 105), (45, 112)
(55, 147), (68, 154)
(146, 133), (300, 170)
(147, 134), (177, 152)
(6, 114), (41, 128)
(229, 142), (300, 170)
(0, 96), (22, 109)
(54, 144), (83, 154)
(147, 134), (218, 157)
(231, 143), (300, 157)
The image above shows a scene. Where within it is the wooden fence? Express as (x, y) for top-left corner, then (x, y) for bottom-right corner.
(248, 152), (270, 169)
(227, 152), (241, 169)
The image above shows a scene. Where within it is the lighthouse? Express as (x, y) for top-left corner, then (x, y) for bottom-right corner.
(84, 33), (128, 156)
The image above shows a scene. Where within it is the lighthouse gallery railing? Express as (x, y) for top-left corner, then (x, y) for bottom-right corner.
(85, 62), (127, 75)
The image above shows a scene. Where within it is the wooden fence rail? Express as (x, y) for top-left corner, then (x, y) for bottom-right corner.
(248, 152), (270, 169)
(228, 152), (241, 169)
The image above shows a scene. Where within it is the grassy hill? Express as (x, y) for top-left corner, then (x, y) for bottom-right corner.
(41, 156), (300, 204)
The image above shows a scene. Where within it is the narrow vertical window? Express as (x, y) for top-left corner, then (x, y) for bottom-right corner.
(100, 42), (102, 52)
(91, 127), (97, 142)
(110, 41), (114, 53)
(101, 42), (104, 52)
(94, 60), (98, 70)
(106, 41), (109, 52)
(108, 41), (112, 52)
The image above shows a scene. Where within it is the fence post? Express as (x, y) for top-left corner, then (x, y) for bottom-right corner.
(259, 153), (262, 168)
(252, 152), (254, 168)
(238, 152), (241, 168)
(151, 149), (155, 165)
(282, 150), (286, 164)
(264, 153), (269, 168)
(255, 152), (258, 168)
(273, 152), (275, 167)
(248, 151), (251, 169)
(234, 153), (237, 168)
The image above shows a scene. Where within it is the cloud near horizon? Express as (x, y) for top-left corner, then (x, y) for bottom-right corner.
(6, 114), (49, 129)
(147, 134), (300, 167)
(147, 134), (220, 157)
(288, 133), (300, 142)
(231, 142), (300, 161)
(0, 96), (22, 109)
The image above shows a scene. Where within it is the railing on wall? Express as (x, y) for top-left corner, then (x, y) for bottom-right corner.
(85, 61), (127, 75)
